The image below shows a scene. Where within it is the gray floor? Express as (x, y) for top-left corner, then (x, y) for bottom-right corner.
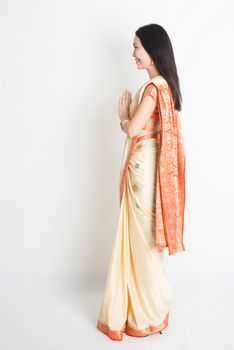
(0, 270), (233, 350)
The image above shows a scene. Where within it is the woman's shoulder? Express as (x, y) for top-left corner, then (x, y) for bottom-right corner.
(142, 82), (157, 102)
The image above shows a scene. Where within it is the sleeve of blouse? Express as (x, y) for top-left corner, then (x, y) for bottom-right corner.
(142, 82), (157, 103)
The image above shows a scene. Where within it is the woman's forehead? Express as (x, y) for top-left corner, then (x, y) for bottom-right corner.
(133, 36), (140, 45)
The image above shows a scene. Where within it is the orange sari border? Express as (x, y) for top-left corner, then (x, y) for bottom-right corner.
(96, 319), (126, 341)
(97, 312), (169, 340)
(136, 131), (160, 144)
(125, 312), (169, 337)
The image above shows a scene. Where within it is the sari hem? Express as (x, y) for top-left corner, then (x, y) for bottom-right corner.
(96, 319), (126, 341)
(96, 312), (169, 341)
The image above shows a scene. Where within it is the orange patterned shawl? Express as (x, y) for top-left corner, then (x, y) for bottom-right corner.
(120, 76), (186, 255)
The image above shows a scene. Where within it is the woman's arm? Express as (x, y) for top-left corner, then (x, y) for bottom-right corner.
(126, 93), (157, 137)
(118, 83), (157, 137)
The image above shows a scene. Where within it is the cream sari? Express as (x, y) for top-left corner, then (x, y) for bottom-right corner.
(96, 75), (185, 341)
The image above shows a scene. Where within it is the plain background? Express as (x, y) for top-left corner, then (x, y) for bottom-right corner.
(0, 0), (234, 349)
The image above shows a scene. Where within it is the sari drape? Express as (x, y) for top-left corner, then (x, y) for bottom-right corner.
(120, 75), (186, 255)
(96, 75), (186, 341)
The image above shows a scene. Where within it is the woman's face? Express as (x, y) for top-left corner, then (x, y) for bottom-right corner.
(132, 35), (152, 69)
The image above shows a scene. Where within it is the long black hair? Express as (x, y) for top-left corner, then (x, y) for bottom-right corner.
(135, 23), (182, 111)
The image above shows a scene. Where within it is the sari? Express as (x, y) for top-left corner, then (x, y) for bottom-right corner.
(96, 75), (186, 341)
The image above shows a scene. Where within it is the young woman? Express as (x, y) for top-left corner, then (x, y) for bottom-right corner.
(96, 23), (186, 341)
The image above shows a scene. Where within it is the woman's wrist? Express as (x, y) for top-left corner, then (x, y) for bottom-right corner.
(120, 119), (130, 132)
(121, 119), (129, 126)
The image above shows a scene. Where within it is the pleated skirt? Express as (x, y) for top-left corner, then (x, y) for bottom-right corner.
(96, 135), (173, 341)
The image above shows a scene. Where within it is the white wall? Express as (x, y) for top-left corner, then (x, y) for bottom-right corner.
(0, 0), (233, 290)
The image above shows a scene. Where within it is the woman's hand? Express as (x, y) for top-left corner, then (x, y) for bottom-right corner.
(118, 90), (132, 122)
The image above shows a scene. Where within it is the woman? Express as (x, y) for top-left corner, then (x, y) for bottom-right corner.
(96, 23), (186, 341)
